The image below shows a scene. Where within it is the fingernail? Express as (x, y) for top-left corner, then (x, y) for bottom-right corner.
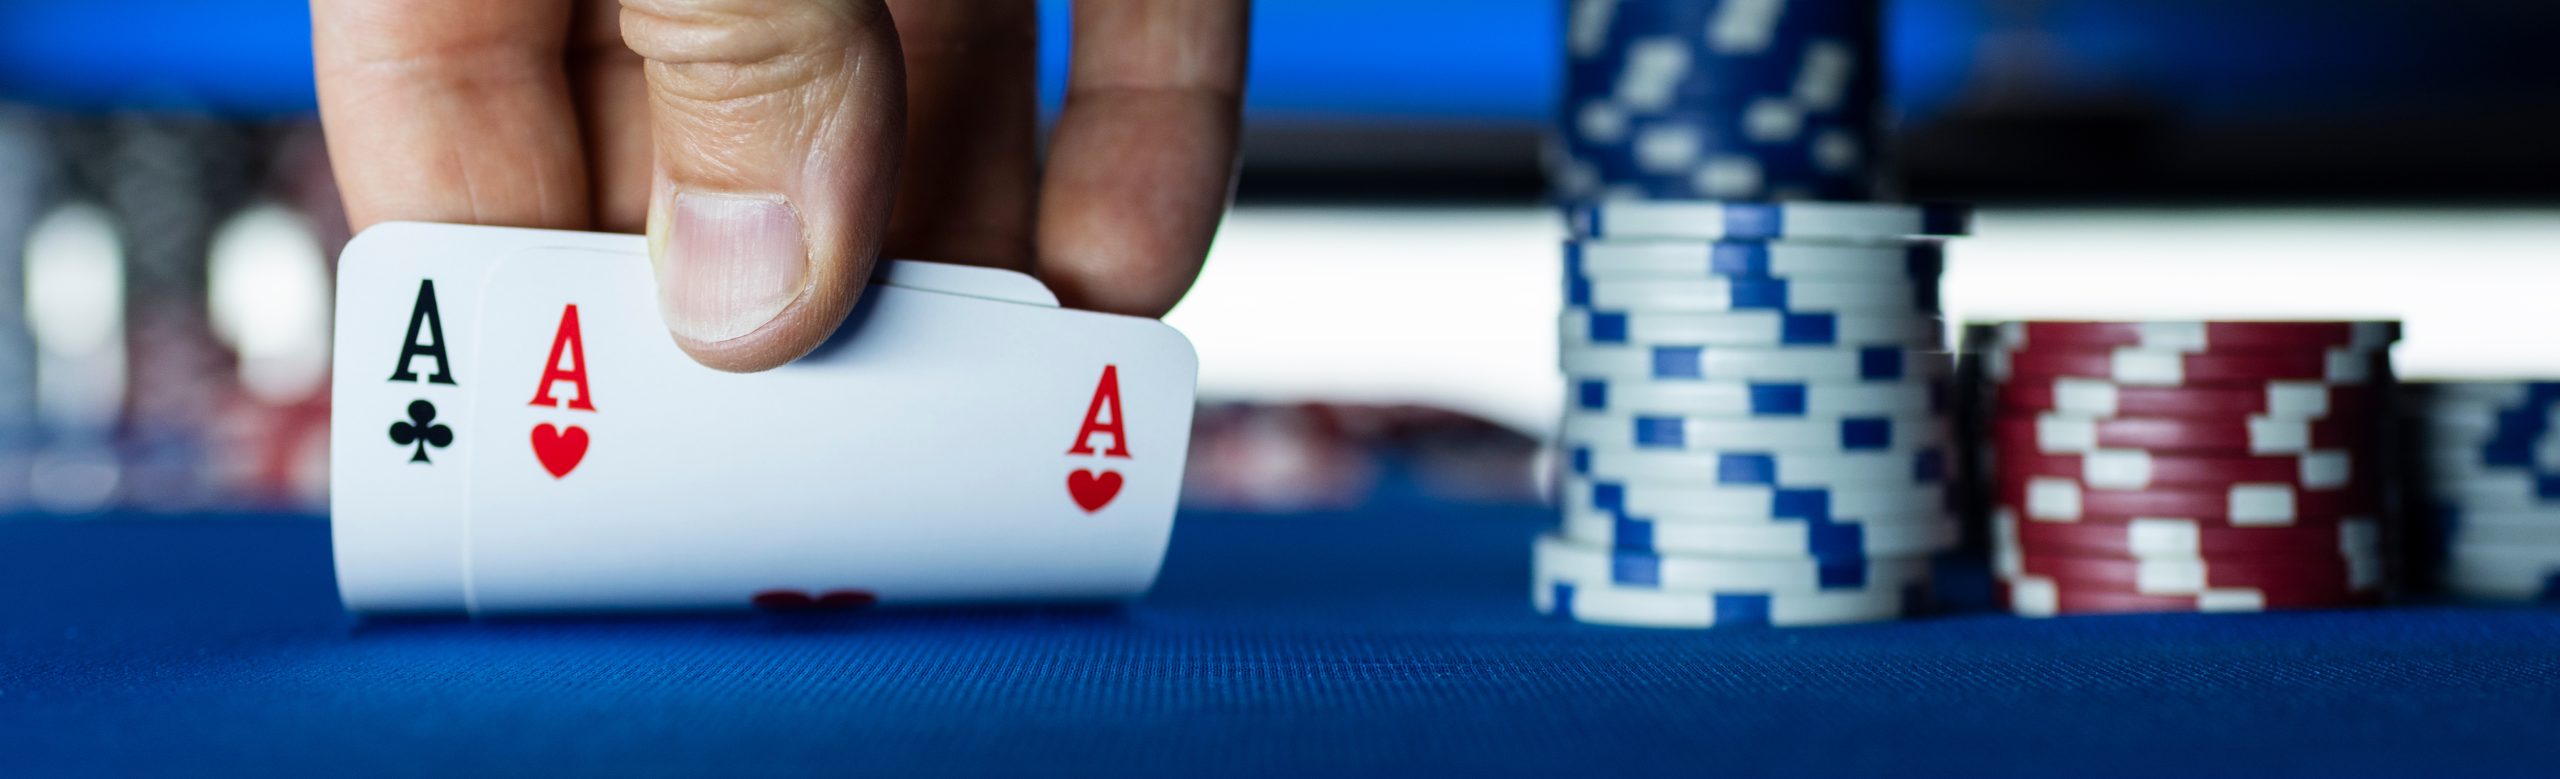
(659, 192), (808, 344)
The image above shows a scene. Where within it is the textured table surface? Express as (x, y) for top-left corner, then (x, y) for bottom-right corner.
(6, 508), (2557, 778)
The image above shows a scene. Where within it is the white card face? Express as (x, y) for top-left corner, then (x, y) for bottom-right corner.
(875, 259), (1058, 307)
(460, 247), (1196, 613)
(330, 223), (638, 612)
(332, 222), (1063, 613)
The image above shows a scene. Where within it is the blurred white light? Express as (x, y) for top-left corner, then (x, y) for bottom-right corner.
(26, 203), (124, 357)
(23, 202), (126, 432)
(29, 446), (120, 514)
(1166, 206), (1565, 434)
(22, 202), (128, 514)
(1943, 209), (2560, 379)
(208, 202), (333, 403)
(1166, 205), (2560, 437)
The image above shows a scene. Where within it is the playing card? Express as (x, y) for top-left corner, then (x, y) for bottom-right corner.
(875, 259), (1058, 307)
(453, 246), (1194, 614)
(330, 223), (636, 612)
(333, 222), (1087, 614)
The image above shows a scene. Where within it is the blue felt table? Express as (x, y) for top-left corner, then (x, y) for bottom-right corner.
(5, 507), (2557, 777)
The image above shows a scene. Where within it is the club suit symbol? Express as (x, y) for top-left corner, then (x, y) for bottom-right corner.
(389, 399), (454, 463)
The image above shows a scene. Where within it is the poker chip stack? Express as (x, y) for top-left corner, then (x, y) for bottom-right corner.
(1535, 0), (1973, 629)
(1553, 0), (1884, 201)
(1538, 204), (1967, 629)
(2404, 382), (2560, 602)
(58, 115), (269, 511)
(1982, 321), (2402, 616)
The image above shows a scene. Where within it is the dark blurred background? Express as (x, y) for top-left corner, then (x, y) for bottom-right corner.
(0, 0), (2554, 516)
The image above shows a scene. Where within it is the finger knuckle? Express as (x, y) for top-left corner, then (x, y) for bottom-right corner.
(621, 0), (879, 92)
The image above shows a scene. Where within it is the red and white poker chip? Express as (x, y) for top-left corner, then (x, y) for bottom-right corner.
(1995, 377), (2376, 419)
(2000, 548), (2383, 596)
(1989, 346), (2381, 386)
(1995, 509), (2380, 558)
(1993, 321), (2399, 353)
(1992, 446), (2358, 490)
(1994, 476), (2380, 524)
(1997, 574), (2383, 617)
(1992, 413), (2368, 455)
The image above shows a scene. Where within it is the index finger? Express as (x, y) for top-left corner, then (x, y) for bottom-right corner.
(311, 0), (591, 232)
(1033, 0), (1250, 318)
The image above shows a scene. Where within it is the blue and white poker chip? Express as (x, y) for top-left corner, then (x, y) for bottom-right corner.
(1534, 532), (1928, 595)
(2443, 566), (2560, 603)
(2438, 543), (2560, 602)
(2423, 438), (2560, 472)
(1560, 475), (1945, 523)
(1562, 411), (1943, 452)
(1561, 308), (1944, 348)
(2443, 521), (2560, 547)
(2414, 403), (2560, 434)
(2414, 398), (2560, 468)
(1567, 239), (1943, 280)
(2422, 442), (2560, 472)
(1561, 504), (1956, 559)
(1563, 4), (1876, 104)
(1568, 200), (1973, 241)
(1564, 0), (1881, 106)
(2418, 428), (2560, 466)
(1534, 568), (1922, 628)
(2411, 386), (2560, 445)
(2384, 380), (2560, 601)
(2427, 473), (2560, 508)
(2412, 381), (2560, 407)
(1568, 274), (1938, 313)
(1567, 377), (1941, 417)
(1559, 0), (1883, 202)
(1568, 443), (1946, 486)
(2416, 376), (2560, 584)
(1561, 344), (1951, 383)
(1554, 110), (1876, 202)
(2432, 505), (2560, 527)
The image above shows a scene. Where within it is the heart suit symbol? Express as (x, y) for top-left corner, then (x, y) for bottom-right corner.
(1067, 469), (1123, 513)
(531, 423), (589, 478)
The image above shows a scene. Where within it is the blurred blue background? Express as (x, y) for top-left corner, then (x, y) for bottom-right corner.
(6, 0), (2557, 201)
(0, 0), (2553, 515)
(3, 0), (2550, 126)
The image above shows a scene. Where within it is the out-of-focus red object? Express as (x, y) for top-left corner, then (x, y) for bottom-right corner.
(1184, 401), (1541, 512)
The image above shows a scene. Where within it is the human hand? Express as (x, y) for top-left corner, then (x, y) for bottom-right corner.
(314, 0), (1247, 371)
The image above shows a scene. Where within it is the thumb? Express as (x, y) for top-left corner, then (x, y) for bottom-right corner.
(623, 0), (904, 372)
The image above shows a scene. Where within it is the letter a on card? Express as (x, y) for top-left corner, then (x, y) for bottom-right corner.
(1065, 365), (1129, 513)
(527, 304), (594, 478)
